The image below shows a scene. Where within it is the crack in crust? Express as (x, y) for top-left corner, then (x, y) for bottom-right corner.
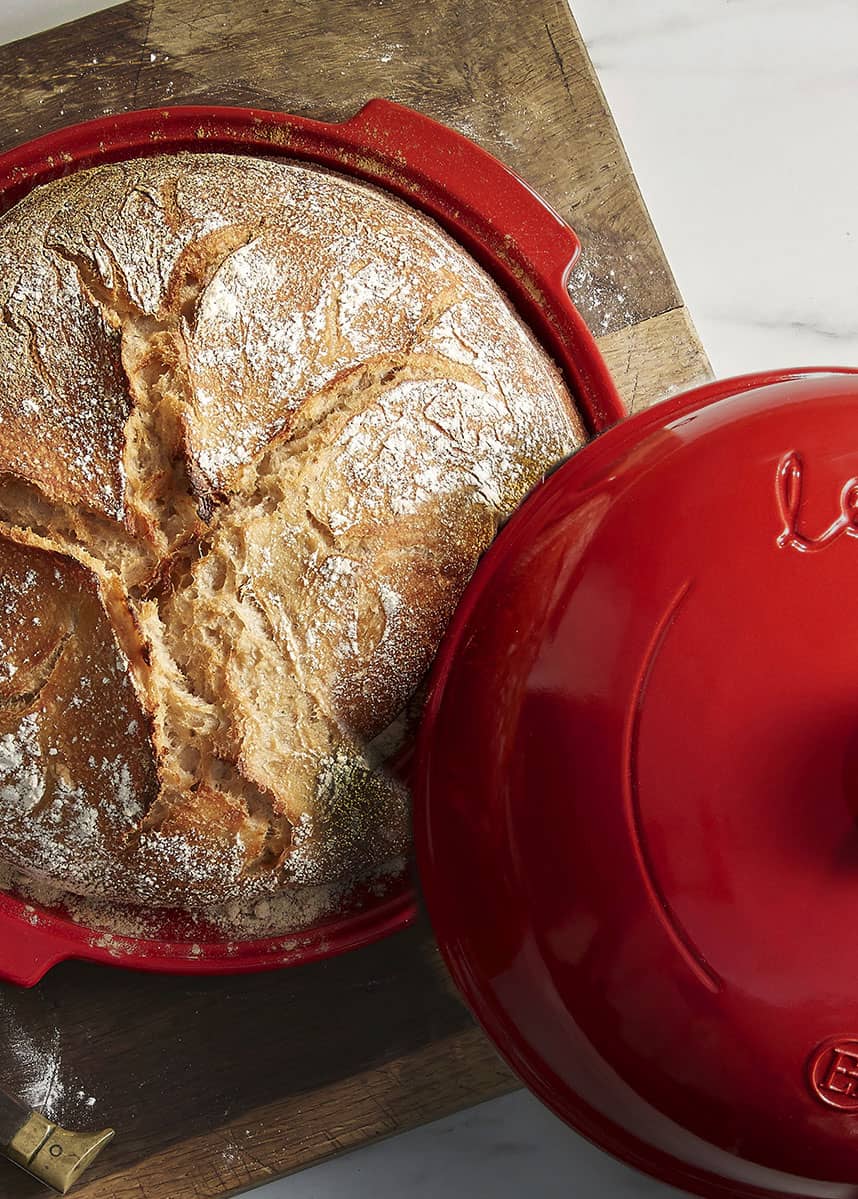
(0, 626), (73, 713)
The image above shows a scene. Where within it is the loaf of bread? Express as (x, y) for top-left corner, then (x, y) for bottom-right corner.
(0, 152), (584, 916)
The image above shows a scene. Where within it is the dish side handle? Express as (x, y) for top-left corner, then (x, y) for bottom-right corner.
(0, 905), (71, 987)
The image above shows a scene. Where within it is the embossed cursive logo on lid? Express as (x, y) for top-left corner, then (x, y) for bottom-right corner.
(808, 1039), (858, 1109)
(777, 450), (858, 553)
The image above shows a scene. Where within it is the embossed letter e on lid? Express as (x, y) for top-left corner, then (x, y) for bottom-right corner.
(776, 450), (858, 553)
(809, 1039), (858, 1110)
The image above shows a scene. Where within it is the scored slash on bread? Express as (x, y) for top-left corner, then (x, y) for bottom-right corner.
(0, 153), (584, 918)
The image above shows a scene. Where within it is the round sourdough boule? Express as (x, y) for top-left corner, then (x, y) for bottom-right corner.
(0, 152), (585, 919)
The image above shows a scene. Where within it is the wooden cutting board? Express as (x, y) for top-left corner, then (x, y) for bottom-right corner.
(0, 2), (711, 1196)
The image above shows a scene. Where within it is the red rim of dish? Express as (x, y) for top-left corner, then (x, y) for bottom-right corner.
(0, 100), (621, 983)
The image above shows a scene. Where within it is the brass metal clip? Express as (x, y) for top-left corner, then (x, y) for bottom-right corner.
(7, 1112), (114, 1194)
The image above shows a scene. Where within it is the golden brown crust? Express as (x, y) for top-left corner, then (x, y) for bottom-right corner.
(0, 233), (130, 519)
(0, 526), (159, 891)
(0, 152), (584, 915)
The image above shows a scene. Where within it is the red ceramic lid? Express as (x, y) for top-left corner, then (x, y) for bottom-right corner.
(416, 368), (858, 1199)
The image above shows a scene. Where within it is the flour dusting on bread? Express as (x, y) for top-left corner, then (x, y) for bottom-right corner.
(0, 152), (583, 930)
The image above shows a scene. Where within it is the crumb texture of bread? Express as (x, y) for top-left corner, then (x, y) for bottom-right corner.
(0, 153), (584, 923)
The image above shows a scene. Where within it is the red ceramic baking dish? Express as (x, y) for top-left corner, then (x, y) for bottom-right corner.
(0, 100), (621, 985)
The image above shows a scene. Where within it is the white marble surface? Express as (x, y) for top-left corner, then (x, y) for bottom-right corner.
(1, 1), (857, 1196)
(578, 0), (858, 377)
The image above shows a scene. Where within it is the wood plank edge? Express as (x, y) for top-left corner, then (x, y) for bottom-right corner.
(595, 305), (714, 414)
(561, 3), (684, 319)
(72, 1026), (519, 1199)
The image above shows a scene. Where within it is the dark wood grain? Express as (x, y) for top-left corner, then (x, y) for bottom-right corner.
(0, 1088), (28, 1149)
(0, 1), (711, 1195)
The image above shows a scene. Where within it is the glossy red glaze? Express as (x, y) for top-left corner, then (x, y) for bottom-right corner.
(417, 368), (858, 1199)
(0, 101), (618, 983)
